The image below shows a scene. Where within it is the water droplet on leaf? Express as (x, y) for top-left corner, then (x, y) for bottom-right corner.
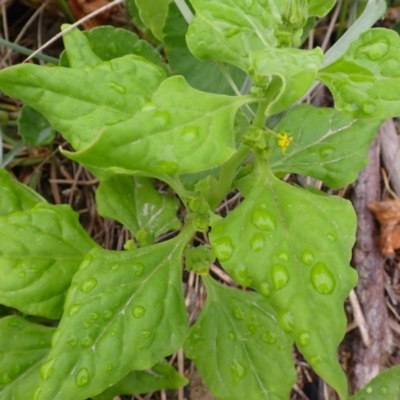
(181, 126), (199, 142)
(212, 236), (234, 261)
(133, 263), (145, 276)
(40, 359), (55, 381)
(231, 360), (246, 384)
(75, 368), (90, 387)
(111, 264), (120, 271)
(309, 354), (322, 366)
(102, 309), (113, 320)
(224, 26), (241, 38)
(80, 255), (93, 270)
(67, 337), (79, 347)
(310, 262), (336, 294)
(108, 81), (126, 94)
(365, 386), (373, 394)
(228, 331), (236, 340)
(326, 233), (336, 241)
(232, 264), (252, 286)
(90, 312), (100, 320)
(301, 250), (314, 265)
(250, 233), (265, 253)
(260, 281), (271, 296)
(251, 208), (277, 231)
(362, 102), (376, 115)
(319, 145), (335, 159)
(277, 251), (289, 262)
(232, 306), (245, 320)
(80, 277), (97, 293)
(141, 102), (156, 112)
(105, 363), (113, 372)
(68, 303), (82, 317)
(33, 388), (42, 400)
(379, 386), (388, 395)
(271, 264), (290, 290)
(278, 309), (294, 333)
(153, 110), (171, 126)
(141, 330), (152, 338)
(132, 305), (146, 318)
(298, 331), (310, 346)
(261, 330), (277, 344)
(82, 335), (94, 347)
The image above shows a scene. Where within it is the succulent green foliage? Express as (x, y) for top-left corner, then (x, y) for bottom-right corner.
(349, 365), (400, 400)
(0, 56), (165, 150)
(319, 28), (400, 118)
(17, 105), (55, 146)
(209, 160), (357, 398)
(37, 236), (189, 399)
(96, 175), (181, 244)
(184, 246), (215, 275)
(0, 169), (44, 217)
(184, 276), (296, 400)
(92, 360), (188, 400)
(163, 3), (245, 95)
(187, 0), (309, 71)
(307, 0), (336, 17)
(0, 204), (98, 319)
(133, 0), (172, 41)
(250, 47), (323, 114)
(65, 76), (251, 175)
(269, 104), (384, 188)
(0, 316), (55, 399)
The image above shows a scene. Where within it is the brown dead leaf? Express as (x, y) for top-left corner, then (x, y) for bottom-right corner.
(68, 0), (113, 29)
(368, 198), (400, 256)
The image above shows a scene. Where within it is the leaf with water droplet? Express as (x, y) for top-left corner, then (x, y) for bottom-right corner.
(37, 236), (189, 400)
(91, 359), (188, 400)
(0, 316), (55, 398)
(319, 28), (400, 118)
(211, 160), (358, 399)
(269, 104), (383, 189)
(66, 76), (250, 175)
(184, 276), (295, 400)
(0, 204), (98, 319)
(96, 176), (181, 245)
(349, 364), (400, 400)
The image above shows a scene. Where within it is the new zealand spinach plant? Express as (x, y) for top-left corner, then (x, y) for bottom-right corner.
(0, 0), (400, 399)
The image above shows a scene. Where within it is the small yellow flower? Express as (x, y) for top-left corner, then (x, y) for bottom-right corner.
(276, 131), (293, 154)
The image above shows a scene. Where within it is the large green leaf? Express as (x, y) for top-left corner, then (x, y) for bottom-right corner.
(65, 76), (251, 175)
(209, 160), (357, 399)
(318, 28), (400, 118)
(269, 104), (383, 188)
(163, 3), (245, 95)
(0, 56), (165, 150)
(308, 0), (336, 17)
(92, 360), (188, 400)
(0, 316), (54, 400)
(36, 236), (189, 399)
(249, 47), (323, 114)
(349, 365), (400, 400)
(134, 0), (172, 41)
(96, 175), (181, 243)
(184, 276), (296, 400)
(0, 204), (98, 319)
(186, 0), (308, 71)
(0, 168), (44, 217)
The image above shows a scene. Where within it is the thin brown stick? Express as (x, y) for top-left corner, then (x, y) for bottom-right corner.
(349, 289), (371, 347)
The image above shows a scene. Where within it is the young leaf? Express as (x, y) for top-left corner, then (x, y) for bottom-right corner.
(249, 47), (323, 114)
(307, 0), (336, 17)
(163, 2), (245, 95)
(0, 315), (54, 400)
(92, 360), (188, 400)
(186, 0), (308, 71)
(17, 105), (55, 146)
(0, 169), (44, 217)
(209, 160), (357, 399)
(269, 104), (383, 188)
(96, 175), (181, 243)
(348, 365), (400, 400)
(0, 204), (99, 319)
(318, 28), (400, 118)
(65, 76), (251, 175)
(36, 236), (189, 400)
(0, 56), (165, 150)
(184, 276), (296, 400)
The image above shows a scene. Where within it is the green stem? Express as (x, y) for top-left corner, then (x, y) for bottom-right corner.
(208, 100), (269, 209)
(0, 39), (59, 63)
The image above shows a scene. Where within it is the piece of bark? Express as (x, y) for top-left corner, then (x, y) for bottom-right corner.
(350, 137), (392, 392)
(380, 118), (400, 197)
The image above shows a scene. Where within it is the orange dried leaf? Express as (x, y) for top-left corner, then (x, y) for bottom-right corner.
(68, 0), (112, 29)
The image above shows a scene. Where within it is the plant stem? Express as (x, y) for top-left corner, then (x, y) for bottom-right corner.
(208, 99), (269, 209)
(0, 39), (59, 63)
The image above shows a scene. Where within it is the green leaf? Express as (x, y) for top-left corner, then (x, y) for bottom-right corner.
(0, 204), (98, 319)
(65, 76), (251, 175)
(186, 0), (308, 71)
(249, 47), (323, 114)
(134, 0), (172, 41)
(0, 56), (165, 150)
(0, 316), (54, 400)
(349, 365), (400, 400)
(318, 28), (400, 118)
(209, 160), (357, 399)
(17, 105), (55, 146)
(0, 168), (44, 217)
(269, 104), (383, 188)
(92, 360), (188, 400)
(163, 3), (245, 95)
(37, 236), (189, 400)
(96, 175), (181, 243)
(184, 276), (296, 400)
(307, 0), (336, 17)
